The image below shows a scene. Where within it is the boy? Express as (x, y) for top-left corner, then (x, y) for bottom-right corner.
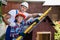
(3, 13), (33, 40)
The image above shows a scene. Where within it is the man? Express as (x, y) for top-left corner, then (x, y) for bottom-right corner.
(8, 2), (41, 23)
(4, 2), (42, 40)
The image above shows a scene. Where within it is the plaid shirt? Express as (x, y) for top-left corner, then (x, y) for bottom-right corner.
(10, 20), (33, 40)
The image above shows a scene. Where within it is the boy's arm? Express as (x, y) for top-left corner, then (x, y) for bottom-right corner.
(26, 18), (34, 25)
(26, 18), (40, 25)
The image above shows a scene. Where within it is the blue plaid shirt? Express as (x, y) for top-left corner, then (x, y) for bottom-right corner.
(10, 20), (33, 40)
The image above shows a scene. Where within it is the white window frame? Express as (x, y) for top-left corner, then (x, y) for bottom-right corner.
(36, 32), (51, 40)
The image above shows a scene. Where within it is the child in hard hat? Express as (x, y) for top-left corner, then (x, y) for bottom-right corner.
(3, 13), (33, 40)
(10, 14), (26, 40)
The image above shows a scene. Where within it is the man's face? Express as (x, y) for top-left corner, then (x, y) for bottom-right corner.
(20, 5), (28, 12)
(16, 16), (24, 23)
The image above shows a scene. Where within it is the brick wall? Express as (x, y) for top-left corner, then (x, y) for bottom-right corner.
(2, 1), (60, 21)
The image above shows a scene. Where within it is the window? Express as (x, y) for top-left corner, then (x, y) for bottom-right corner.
(37, 32), (51, 40)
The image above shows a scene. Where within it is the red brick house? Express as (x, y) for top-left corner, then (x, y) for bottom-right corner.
(23, 16), (56, 40)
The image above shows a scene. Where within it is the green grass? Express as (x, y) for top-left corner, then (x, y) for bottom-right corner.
(0, 34), (5, 40)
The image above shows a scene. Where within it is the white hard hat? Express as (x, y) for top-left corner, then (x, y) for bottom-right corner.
(20, 2), (29, 8)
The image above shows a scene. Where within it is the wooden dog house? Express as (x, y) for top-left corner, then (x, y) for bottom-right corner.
(23, 16), (56, 40)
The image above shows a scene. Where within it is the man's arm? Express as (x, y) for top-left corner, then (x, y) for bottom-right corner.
(25, 13), (38, 20)
(28, 13), (38, 17)
(3, 16), (10, 25)
(27, 13), (43, 18)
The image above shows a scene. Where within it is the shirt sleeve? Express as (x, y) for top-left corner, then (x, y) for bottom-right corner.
(8, 10), (18, 23)
(26, 18), (34, 25)
(8, 10), (17, 17)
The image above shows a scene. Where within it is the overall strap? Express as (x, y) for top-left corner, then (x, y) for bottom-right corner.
(16, 10), (18, 14)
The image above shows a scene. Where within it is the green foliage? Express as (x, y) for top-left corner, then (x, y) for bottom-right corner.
(0, 1), (2, 6)
(53, 21), (60, 40)
(0, 1), (2, 23)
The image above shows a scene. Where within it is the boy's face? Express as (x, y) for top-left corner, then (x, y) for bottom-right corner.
(16, 16), (24, 23)
(20, 5), (28, 12)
